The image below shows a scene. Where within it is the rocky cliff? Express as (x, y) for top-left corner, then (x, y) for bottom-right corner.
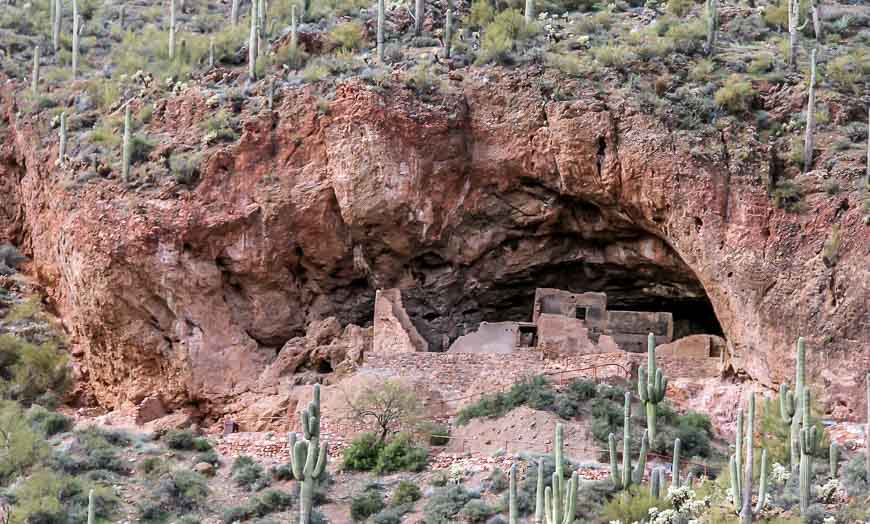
(1, 67), (867, 420)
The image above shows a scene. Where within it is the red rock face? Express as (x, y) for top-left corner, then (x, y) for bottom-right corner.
(1, 70), (867, 419)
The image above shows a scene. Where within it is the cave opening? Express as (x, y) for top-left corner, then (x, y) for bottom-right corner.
(403, 236), (725, 353)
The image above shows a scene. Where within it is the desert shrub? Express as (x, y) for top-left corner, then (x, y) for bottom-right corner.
(140, 457), (169, 476)
(844, 121), (868, 143)
(665, 18), (707, 55)
(26, 405), (72, 437)
(426, 422), (450, 446)
(0, 334), (70, 406)
(169, 153), (201, 186)
(329, 22), (366, 52)
(772, 178), (803, 213)
(487, 468), (509, 493)
(301, 59), (332, 83)
(374, 433), (428, 474)
(351, 488), (385, 521)
(423, 485), (477, 524)
(460, 499), (496, 522)
(11, 469), (118, 524)
(467, 0), (496, 29)
(592, 44), (635, 69)
(842, 456), (868, 496)
(0, 401), (48, 482)
(456, 376), (553, 425)
(164, 429), (196, 450)
(221, 505), (252, 524)
(196, 449), (221, 467)
(152, 470), (210, 514)
(667, 0), (693, 17)
(391, 481), (422, 506)
(600, 486), (665, 523)
(748, 53), (775, 74)
(199, 110), (238, 143)
(371, 504), (412, 524)
(270, 464), (293, 481)
(477, 9), (537, 65)
(0, 244), (25, 274)
(252, 489), (295, 515)
(232, 455), (271, 491)
(343, 432), (384, 471)
(714, 75), (755, 113)
(574, 479), (618, 519)
(826, 49), (870, 94)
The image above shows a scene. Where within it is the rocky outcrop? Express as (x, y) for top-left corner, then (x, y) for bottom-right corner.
(1, 68), (867, 419)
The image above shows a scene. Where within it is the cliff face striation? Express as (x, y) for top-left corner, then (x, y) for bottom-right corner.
(1, 69), (867, 419)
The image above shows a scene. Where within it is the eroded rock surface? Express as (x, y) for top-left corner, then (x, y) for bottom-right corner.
(1, 69), (867, 418)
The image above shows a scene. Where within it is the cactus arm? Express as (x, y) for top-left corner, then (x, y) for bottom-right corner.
(534, 458), (544, 523)
(650, 467), (661, 499)
(87, 489), (95, 524)
(608, 433), (621, 489)
(509, 464), (518, 524)
(754, 448), (768, 514)
(563, 473), (577, 524)
(729, 455), (741, 509)
(637, 366), (648, 402)
(543, 486), (553, 524)
(312, 440), (327, 479)
(799, 430), (810, 517)
(632, 430), (648, 485)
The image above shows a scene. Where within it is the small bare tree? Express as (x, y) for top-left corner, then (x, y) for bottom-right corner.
(343, 379), (420, 443)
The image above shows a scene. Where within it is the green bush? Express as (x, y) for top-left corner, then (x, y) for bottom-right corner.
(714, 75), (755, 113)
(343, 432), (384, 471)
(374, 433), (428, 474)
(842, 456), (868, 496)
(0, 334), (70, 406)
(487, 467), (508, 493)
(426, 422), (450, 446)
(456, 376), (553, 425)
(476, 9), (537, 65)
(329, 22), (366, 52)
(423, 485), (477, 524)
(391, 481), (422, 506)
(232, 455), (270, 491)
(667, 0), (694, 16)
(196, 449), (221, 467)
(169, 153), (201, 186)
(140, 457), (169, 476)
(270, 464), (293, 481)
(153, 470), (210, 513)
(772, 179), (803, 213)
(11, 469), (118, 524)
(351, 488), (385, 521)
(600, 486), (666, 523)
(460, 499), (496, 522)
(467, 0), (496, 29)
(165, 430), (196, 450)
(371, 504), (412, 524)
(0, 401), (48, 482)
(592, 44), (635, 68)
(26, 405), (72, 436)
(664, 18), (707, 54)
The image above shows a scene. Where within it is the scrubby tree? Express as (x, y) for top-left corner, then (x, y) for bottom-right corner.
(343, 379), (420, 443)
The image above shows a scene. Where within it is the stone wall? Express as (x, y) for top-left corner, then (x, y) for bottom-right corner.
(447, 321), (518, 354)
(372, 288), (428, 355)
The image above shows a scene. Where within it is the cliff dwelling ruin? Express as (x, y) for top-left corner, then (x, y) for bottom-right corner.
(373, 286), (726, 358)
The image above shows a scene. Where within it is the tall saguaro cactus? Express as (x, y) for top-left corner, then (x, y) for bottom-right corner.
(729, 394), (768, 524)
(608, 392), (649, 491)
(638, 333), (667, 443)
(376, 0), (384, 62)
(248, 1), (258, 80)
(524, 0), (535, 24)
(231, 0), (240, 25)
(169, 0), (176, 59)
(787, 0), (805, 69)
(289, 384), (328, 524)
(508, 463), (518, 524)
(72, 14), (81, 78)
(444, 9), (453, 59)
(803, 48), (817, 173)
(671, 438), (681, 489)
(799, 389), (819, 518)
(58, 111), (67, 164)
(414, 0), (423, 35)
(122, 103), (132, 182)
(52, 0), (61, 52)
(291, 5), (298, 52)
(533, 424), (578, 524)
(779, 337), (807, 471)
(31, 46), (40, 94)
(87, 488), (95, 524)
(706, 0), (718, 56)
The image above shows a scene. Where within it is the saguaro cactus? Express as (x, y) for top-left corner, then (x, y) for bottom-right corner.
(706, 0), (718, 56)
(608, 392), (649, 491)
(729, 394), (768, 524)
(169, 0), (176, 60)
(120, 5), (125, 29)
(231, 0), (240, 25)
(414, 0), (423, 35)
(803, 48), (817, 173)
(72, 14), (81, 78)
(376, 0), (384, 62)
(525, 0), (535, 24)
(122, 103), (132, 182)
(444, 9), (453, 59)
(291, 5), (298, 51)
(829, 443), (839, 478)
(650, 467), (663, 498)
(671, 438), (681, 489)
(87, 488), (95, 524)
(289, 384), (328, 524)
(209, 37), (214, 68)
(31, 46), (40, 94)
(52, 0), (61, 52)
(638, 333), (667, 443)
(811, 1), (822, 42)
(58, 111), (67, 163)
(799, 389), (819, 518)
(787, 0), (806, 69)
(780, 337), (807, 471)
(533, 424), (578, 524)
(508, 463), (518, 524)
(248, 1), (258, 80)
